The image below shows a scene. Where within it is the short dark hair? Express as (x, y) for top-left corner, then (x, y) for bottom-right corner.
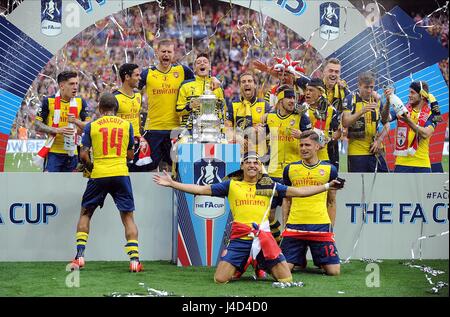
(276, 84), (295, 101)
(300, 130), (320, 143)
(276, 84), (292, 94)
(410, 81), (429, 94)
(306, 78), (325, 90)
(98, 93), (119, 112)
(57, 71), (78, 84)
(119, 63), (139, 82)
(196, 52), (210, 61)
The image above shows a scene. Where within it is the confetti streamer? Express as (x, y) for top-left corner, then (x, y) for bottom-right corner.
(412, 1), (449, 38)
(272, 281), (305, 288)
(109, 15), (128, 62)
(411, 231), (449, 261)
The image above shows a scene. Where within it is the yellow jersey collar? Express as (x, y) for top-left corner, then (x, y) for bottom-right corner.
(301, 160), (322, 169)
(240, 95), (257, 105)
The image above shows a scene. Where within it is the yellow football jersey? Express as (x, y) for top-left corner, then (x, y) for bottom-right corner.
(307, 105), (337, 161)
(176, 76), (225, 129)
(211, 180), (288, 229)
(283, 161), (337, 224)
(343, 93), (382, 156)
(395, 107), (434, 168)
(139, 64), (194, 131)
(226, 96), (271, 157)
(82, 116), (134, 178)
(36, 96), (89, 154)
(114, 90), (142, 137)
(226, 96), (270, 129)
(266, 111), (311, 178)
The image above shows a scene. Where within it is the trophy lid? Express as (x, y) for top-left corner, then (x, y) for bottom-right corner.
(198, 94), (217, 100)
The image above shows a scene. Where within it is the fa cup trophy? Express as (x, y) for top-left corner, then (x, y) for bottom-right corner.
(192, 83), (223, 143)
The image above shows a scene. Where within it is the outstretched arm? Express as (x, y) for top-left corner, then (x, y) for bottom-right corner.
(153, 171), (212, 195)
(286, 179), (342, 197)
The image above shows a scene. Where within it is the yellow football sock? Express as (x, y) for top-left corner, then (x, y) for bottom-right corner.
(75, 232), (88, 258)
(124, 240), (140, 261)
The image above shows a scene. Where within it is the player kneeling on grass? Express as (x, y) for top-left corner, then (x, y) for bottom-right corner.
(70, 93), (143, 273)
(153, 152), (343, 283)
(281, 130), (344, 276)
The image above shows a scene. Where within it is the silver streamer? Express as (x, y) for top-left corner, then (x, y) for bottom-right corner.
(411, 231), (449, 260)
(138, 282), (174, 296)
(402, 260), (448, 294)
(106, 282), (175, 297)
(272, 281), (304, 288)
(109, 15), (128, 62)
(399, 230), (450, 294)
(360, 258), (383, 263)
(412, 1), (449, 38)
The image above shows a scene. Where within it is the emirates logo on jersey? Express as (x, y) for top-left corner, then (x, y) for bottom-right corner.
(173, 72), (179, 78)
(319, 169), (325, 176)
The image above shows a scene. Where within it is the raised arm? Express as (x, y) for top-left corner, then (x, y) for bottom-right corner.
(342, 102), (378, 128)
(153, 171), (212, 195)
(285, 179), (342, 197)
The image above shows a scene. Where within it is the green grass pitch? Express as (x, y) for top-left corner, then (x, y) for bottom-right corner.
(0, 260), (447, 297)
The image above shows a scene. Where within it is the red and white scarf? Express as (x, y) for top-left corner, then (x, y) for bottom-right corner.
(230, 221), (281, 260)
(394, 103), (430, 157)
(135, 136), (152, 166)
(310, 105), (328, 147)
(281, 227), (335, 242)
(32, 93), (78, 168)
(313, 107), (328, 131)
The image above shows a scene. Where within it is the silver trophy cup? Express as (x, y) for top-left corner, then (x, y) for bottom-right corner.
(193, 93), (221, 143)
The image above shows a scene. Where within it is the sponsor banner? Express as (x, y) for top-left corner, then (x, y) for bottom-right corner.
(334, 173), (448, 260)
(0, 173), (173, 261)
(7, 139), (46, 153)
(10, 139), (447, 156)
(1, 173), (447, 261)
